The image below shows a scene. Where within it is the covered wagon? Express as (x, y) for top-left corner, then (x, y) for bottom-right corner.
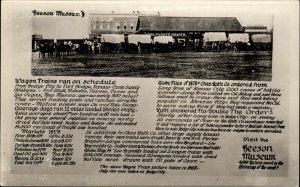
(228, 33), (250, 51)
(251, 34), (272, 51)
(127, 34), (153, 53)
(203, 32), (227, 51)
(100, 34), (125, 53)
(153, 36), (175, 53)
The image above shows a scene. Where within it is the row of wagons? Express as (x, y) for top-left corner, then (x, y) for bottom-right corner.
(97, 33), (272, 53)
(35, 32), (272, 55)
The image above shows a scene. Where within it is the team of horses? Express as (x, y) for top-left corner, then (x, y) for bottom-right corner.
(38, 42), (81, 58)
(38, 41), (98, 58)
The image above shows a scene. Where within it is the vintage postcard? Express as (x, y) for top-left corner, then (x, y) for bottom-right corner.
(1, 0), (299, 186)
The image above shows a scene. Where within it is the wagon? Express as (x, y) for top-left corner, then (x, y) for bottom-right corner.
(127, 34), (153, 53)
(251, 34), (272, 51)
(153, 36), (175, 53)
(203, 32), (227, 51)
(100, 34), (125, 53)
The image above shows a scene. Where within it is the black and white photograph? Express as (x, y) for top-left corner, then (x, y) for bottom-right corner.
(2, 1), (299, 186)
(32, 10), (273, 81)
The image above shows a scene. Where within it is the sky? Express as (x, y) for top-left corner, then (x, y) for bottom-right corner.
(31, 2), (274, 39)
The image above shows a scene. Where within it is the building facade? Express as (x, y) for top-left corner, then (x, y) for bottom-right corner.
(243, 25), (273, 44)
(136, 16), (244, 49)
(87, 14), (271, 51)
(89, 13), (140, 38)
(89, 13), (161, 38)
(244, 26), (269, 34)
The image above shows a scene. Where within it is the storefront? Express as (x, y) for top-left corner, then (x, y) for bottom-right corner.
(136, 16), (244, 50)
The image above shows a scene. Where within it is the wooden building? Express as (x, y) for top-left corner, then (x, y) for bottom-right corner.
(136, 16), (244, 50)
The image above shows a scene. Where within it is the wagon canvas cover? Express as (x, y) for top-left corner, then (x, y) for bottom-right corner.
(228, 33), (249, 43)
(128, 35), (152, 44)
(252, 34), (272, 43)
(101, 34), (125, 43)
(204, 32), (227, 42)
(153, 36), (174, 44)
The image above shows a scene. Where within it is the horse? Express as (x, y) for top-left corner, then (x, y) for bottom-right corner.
(47, 43), (55, 58)
(37, 42), (57, 59)
(38, 44), (46, 58)
(55, 42), (73, 58)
